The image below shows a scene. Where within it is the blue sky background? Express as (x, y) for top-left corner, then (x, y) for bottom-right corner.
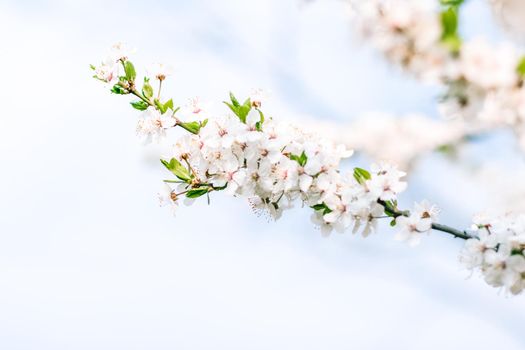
(1, 0), (525, 349)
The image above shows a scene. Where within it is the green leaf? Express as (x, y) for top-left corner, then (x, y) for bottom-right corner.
(517, 57), (525, 77)
(154, 99), (173, 114)
(186, 187), (210, 198)
(142, 80), (154, 99)
(441, 8), (458, 36)
(223, 93), (252, 123)
(212, 183), (228, 191)
(312, 204), (325, 211)
(440, 7), (462, 52)
(160, 158), (192, 182)
(311, 203), (333, 215)
(89, 64), (96, 70)
(124, 61), (136, 81)
(353, 167), (371, 185)
(390, 219), (397, 227)
(159, 99), (174, 114)
(229, 92), (240, 108)
(110, 84), (128, 95)
(383, 200), (399, 217)
(179, 121), (201, 134)
(237, 98), (252, 123)
(255, 108), (265, 131)
(290, 151), (308, 167)
(130, 100), (149, 111)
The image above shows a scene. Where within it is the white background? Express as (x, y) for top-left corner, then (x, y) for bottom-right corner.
(0, 0), (524, 349)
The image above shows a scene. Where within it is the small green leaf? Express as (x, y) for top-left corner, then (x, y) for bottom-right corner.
(229, 92), (240, 108)
(142, 80), (154, 99)
(383, 200), (399, 217)
(223, 93), (252, 123)
(154, 99), (172, 114)
(353, 167), (371, 185)
(186, 187), (210, 198)
(517, 57), (525, 77)
(110, 84), (128, 95)
(255, 108), (265, 131)
(237, 98), (252, 123)
(89, 64), (96, 70)
(179, 121), (201, 134)
(290, 151), (308, 167)
(163, 99), (174, 112)
(390, 219), (397, 227)
(311, 203), (333, 215)
(212, 183), (228, 191)
(160, 158), (192, 182)
(124, 61), (136, 81)
(130, 100), (149, 111)
(298, 152), (307, 166)
(440, 7), (462, 52)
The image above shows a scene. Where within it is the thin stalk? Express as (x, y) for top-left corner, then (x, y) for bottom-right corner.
(378, 199), (473, 240)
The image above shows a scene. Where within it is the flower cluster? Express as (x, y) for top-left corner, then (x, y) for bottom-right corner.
(157, 93), (409, 237)
(349, 0), (525, 150)
(460, 213), (525, 295)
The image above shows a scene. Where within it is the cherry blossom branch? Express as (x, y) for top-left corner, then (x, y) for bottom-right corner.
(91, 43), (525, 295)
(431, 222), (472, 240)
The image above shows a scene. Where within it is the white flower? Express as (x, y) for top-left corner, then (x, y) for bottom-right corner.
(395, 214), (431, 246)
(158, 183), (179, 215)
(356, 203), (384, 237)
(299, 174), (313, 193)
(323, 199), (355, 233)
(176, 97), (208, 123)
(147, 63), (173, 81)
(311, 212), (335, 237)
(413, 200), (440, 222)
(93, 59), (118, 83)
(136, 107), (177, 144)
(249, 196), (283, 221)
(503, 255), (525, 288)
(368, 163), (407, 201)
